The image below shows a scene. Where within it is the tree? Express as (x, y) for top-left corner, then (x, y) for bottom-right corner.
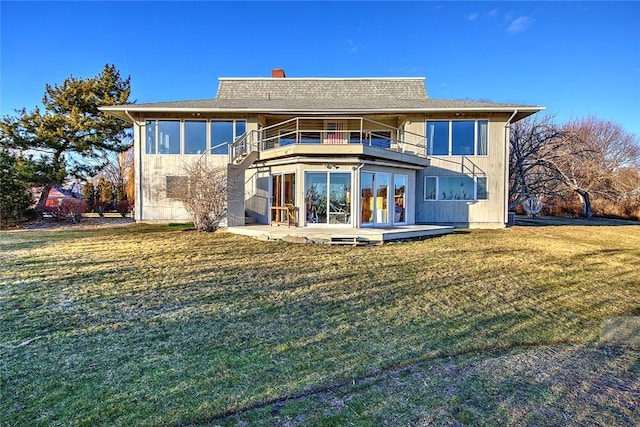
(0, 64), (132, 216)
(82, 181), (97, 212)
(0, 150), (33, 226)
(509, 115), (564, 210)
(510, 116), (640, 219)
(541, 117), (640, 218)
(175, 159), (227, 231)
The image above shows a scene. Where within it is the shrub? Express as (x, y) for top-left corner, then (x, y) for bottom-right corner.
(116, 200), (132, 217)
(43, 198), (88, 223)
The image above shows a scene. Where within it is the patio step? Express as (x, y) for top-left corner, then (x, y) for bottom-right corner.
(329, 236), (370, 246)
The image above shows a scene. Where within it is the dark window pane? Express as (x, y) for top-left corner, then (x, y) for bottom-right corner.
(427, 121), (449, 155)
(184, 121), (206, 154)
(452, 121), (475, 155)
(424, 177), (435, 200)
(236, 120), (246, 136)
(158, 121), (181, 154)
(145, 120), (156, 154)
(369, 131), (391, 148)
(211, 121), (233, 155)
(477, 177), (488, 200)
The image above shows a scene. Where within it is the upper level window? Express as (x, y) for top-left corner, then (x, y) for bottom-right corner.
(184, 121), (207, 154)
(211, 120), (247, 155)
(427, 120), (488, 156)
(211, 121), (234, 155)
(158, 121), (181, 154)
(146, 119), (246, 155)
(145, 120), (180, 154)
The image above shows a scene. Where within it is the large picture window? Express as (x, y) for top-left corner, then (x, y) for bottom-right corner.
(427, 120), (489, 156)
(145, 119), (246, 155)
(424, 176), (488, 201)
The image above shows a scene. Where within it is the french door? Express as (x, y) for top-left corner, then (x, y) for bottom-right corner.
(361, 171), (408, 226)
(305, 172), (351, 225)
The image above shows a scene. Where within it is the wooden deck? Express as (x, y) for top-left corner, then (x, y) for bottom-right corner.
(225, 224), (453, 244)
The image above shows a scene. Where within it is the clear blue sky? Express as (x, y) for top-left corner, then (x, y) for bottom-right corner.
(2, 1), (639, 136)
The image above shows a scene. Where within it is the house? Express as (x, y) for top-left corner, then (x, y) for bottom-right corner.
(100, 69), (543, 232)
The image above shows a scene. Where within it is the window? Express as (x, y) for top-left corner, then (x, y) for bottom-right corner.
(146, 119), (246, 155)
(279, 130), (296, 146)
(145, 120), (182, 154)
(426, 121), (449, 155)
(145, 120), (156, 154)
(427, 120), (489, 156)
(477, 177), (488, 200)
(158, 121), (181, 154)
(451, 121), (475, 155)
(424, 176), (488, 201)
(184, 121), (207, 154)
(366, 131), (392, 148)
(424, 177), (437, 200)
(211, 121), (234, 155)
(305, 172), (351, 225)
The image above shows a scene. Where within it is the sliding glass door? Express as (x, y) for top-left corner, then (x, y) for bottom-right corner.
(305, 172), (351, 225)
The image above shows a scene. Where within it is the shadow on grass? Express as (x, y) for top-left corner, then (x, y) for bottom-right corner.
(515, 215), (640, 227)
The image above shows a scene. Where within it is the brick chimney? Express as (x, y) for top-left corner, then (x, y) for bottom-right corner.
(271, 68), (286, 78)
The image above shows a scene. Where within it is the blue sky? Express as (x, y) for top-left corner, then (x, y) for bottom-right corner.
(1, 1), (639, 136)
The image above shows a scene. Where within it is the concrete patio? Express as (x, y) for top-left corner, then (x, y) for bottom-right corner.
(226, 224), (454, 245)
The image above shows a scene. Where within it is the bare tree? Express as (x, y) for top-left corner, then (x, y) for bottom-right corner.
(540, 117), (640, 218)
(509, 115), (564, 210)
(175, 159), (227, 231)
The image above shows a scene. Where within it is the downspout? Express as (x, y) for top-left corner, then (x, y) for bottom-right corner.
(504, 110), (518, 226)
(124, 110), (142, 222)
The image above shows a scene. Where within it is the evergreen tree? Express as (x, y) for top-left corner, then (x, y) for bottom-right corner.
(0, 64), (133, 215)
(0, 150), (34, 225)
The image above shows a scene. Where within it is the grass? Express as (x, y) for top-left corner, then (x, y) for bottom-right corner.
(1, 223), (639, 426)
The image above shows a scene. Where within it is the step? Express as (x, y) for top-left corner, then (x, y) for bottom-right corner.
(329, 236), (370, 246)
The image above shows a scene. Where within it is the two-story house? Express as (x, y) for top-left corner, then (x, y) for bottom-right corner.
(101, 69), (543, 232)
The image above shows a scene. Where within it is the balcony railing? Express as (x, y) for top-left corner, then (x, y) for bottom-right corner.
(229, 117), (427, 164)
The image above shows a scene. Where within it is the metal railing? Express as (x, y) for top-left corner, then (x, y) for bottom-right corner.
(229, 117), (428, 164)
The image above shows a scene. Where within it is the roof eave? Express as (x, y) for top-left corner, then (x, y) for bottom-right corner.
(100, 105), (545, 117)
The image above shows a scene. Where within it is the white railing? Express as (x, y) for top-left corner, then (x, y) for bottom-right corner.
(229, 117), (428, 164)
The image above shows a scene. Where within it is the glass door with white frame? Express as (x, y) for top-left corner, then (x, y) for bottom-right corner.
(305, 172), (351, 225)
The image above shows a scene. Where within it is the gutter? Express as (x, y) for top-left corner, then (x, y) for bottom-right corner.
(503, 110), (518, 226)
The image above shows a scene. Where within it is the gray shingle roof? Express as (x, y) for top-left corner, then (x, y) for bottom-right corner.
(100, 77), (544, 116)
(216, 78), (428, 100)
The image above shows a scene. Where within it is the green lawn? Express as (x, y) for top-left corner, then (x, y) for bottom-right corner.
(1, 223), (638, 426)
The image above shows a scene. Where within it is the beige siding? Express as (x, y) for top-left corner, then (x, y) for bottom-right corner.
(415, 115), (511, 228)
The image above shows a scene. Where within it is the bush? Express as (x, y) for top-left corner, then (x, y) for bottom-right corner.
(116, 200), (132, 217)
(43, 198), (88, 223)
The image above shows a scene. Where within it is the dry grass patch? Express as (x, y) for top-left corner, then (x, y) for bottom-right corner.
(1, 223), (639, 426)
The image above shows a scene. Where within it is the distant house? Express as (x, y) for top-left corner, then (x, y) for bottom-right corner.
(30, 183), (83, 208)
(101, 69), (543, 229)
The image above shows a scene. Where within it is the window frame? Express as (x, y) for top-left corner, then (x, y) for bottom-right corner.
(144, 119), (247, 156)
(426, 120), (489, 156)
(423, 176), (489, 201)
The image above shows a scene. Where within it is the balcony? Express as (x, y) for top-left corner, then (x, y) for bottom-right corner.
(229, 117), (428, 166)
